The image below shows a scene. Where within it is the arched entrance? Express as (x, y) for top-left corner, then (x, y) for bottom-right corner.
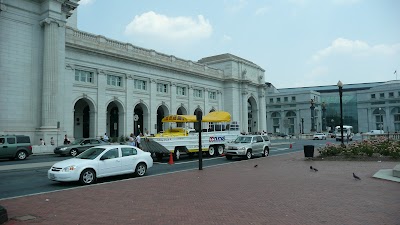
(285, 111), (297, 135)
(106, 101), (124, 139)
(134, 103), (149, 136)
(247, 97), (258, 134)
(176, 106), (187, 127)
(157, 105), (169, 133)
(73, 98), (95, 138)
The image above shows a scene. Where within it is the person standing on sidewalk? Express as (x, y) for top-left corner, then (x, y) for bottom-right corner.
(103, 133), (109, 142)
(136, 133), (142, 149)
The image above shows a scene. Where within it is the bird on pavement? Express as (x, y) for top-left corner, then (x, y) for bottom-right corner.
(310, 166), (313, 170)
(254, 164), (258, 168)
(313, 167), (318, 172)
(353, 173), (361, 180)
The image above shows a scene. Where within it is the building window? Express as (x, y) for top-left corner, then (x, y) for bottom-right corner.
(277, 98), (281, 103)
(371, 94), (375, 99)
(270, 98), (273, 103)
(209, 91), (216, 100)
(157, 83), (168, 93)
(75, 70), (93, 83)
(389, 92), (394, 98)
(284, 97), (288, 102)
(107, 75), (122, 87)
(134, 79), (147, 90)
(379, 93), (384, 98)
(291, 96), (296, 101)
(194, 89), (203, 98)
(177, 86), (186, 96)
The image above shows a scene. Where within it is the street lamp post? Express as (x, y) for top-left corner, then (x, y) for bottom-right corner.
(337, 80), (344, 146)
(331, 119), (334, 132)
(301, 118), (304, 134)
(379, 107), (383, 134)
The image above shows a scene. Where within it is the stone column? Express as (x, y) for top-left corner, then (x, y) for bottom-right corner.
(40, 18), (60, 128)
(97, 70), (107, 137)
(125, 75), (134, 135)
(170, 83), (177, 114)
(258, 89), (267, 132)
(188, 86), (194, 114)
(149, 79), (157, 134)
(242, 91), (248, 133)
(217, 90), (223, 110)
(204, 88), (209, 112)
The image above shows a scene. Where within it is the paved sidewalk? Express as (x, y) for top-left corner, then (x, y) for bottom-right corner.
(1, 152), (399, 225)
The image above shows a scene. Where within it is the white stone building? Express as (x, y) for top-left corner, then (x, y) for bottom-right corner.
(0, 0), (267, 144)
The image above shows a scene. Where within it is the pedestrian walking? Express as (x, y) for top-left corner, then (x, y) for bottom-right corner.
(103, 133), (109, 142)
(50, 137), (55, 146)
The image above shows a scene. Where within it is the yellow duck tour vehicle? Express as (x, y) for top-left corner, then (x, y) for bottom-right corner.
(145, 111), (240, 161)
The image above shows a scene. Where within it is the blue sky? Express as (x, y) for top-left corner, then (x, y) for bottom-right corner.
(76, 0), (400, 88)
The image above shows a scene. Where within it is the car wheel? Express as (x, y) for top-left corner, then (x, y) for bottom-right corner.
(79, 169), (96, 185)
(226, 155), (232, 160)
(135, 163), (147, 177)
(174, 149), (181, 160)
(262, 147), (269, 157)
(217, 145), (224, 155)
(16, 151), (27, 160)
(208, 146), (215, 157)
(245, 150), (252, 160)
(70, 149), (78, 157)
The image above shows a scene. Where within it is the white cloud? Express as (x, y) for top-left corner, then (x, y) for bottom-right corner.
(222, 34), (232, 43)
(255, 6), (270, 16)
(311, 38), (400, 61)
(124, 11), (212, 42)
(224, 0), (248, 13)
(79, 0), (95, 6)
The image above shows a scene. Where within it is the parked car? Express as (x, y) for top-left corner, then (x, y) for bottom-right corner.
(54, 138), (107, 156)
(313, 133), (327, 140)
(224, 135), (271, 160)
(365, 130), (385, 135)
(48, 145), (153, 185)
(0, 135), (32, 160)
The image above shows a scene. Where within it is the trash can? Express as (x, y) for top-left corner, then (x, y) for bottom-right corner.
(304, 145), (314, 158)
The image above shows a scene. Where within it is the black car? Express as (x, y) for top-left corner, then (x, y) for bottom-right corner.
(53, 138), (107, 156)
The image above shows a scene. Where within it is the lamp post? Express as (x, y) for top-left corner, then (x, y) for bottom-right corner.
(337, 80), (344, 146)
(379, 107), (383, 134)
(301, 118), (304, 134)
(331, 119), (334, 132)
(310, 99), (315, 132)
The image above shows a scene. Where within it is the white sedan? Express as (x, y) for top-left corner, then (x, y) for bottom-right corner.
(48, 145), (153, 185)
(313, 133), (327, 140)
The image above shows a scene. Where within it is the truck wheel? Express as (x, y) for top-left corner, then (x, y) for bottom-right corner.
(134, 163), (147, 177)
(155, 153), (163, 161)
(70, 149), (78, 157)
(79, 169), (96, 185)
(262, 147), (269, 157)
(208, 146), (215, 157)
(16, 151), (27, 160)
(245, 150), (252, 160)
(217, 145), (224, 155)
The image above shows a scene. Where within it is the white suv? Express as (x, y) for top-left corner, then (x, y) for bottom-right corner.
(224, 135), (271, 160)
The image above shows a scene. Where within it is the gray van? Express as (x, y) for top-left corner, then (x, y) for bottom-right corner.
(0, 135), (33, 160)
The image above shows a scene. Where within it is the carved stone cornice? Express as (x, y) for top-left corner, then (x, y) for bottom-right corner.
(62, 0), (79, 18)
(65, 64), (74, 70)
(40, 18), (65, 27)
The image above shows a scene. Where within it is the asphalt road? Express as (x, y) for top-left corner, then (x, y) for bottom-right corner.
(0, 138), (352, 200)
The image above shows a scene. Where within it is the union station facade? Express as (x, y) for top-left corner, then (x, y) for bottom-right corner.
(0, 0), (267, 143)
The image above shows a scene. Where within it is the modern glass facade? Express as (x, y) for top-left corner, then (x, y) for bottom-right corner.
(321, 92), (359, 133)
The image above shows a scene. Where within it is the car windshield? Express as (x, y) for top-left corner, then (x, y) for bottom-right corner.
(234, 137), (252, 143)
(71, 139), (84, 145)
(76, 147), (106, 159)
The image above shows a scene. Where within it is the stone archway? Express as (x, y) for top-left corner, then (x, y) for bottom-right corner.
(157, 104), (169, 133)
(106, 101), (125, 138)
(247, 97), (258, 134)
(73, 98), (96, 139)
(134, 103), (149, 136)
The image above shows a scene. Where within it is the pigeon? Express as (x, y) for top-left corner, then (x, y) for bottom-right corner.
(254, 164), (258, 168)
(310, 166), (313, 170)
(353, 173), (361, 180)
(313, 167), (318, 172)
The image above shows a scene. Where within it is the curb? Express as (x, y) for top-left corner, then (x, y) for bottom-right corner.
(0, 205), (8, 224)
